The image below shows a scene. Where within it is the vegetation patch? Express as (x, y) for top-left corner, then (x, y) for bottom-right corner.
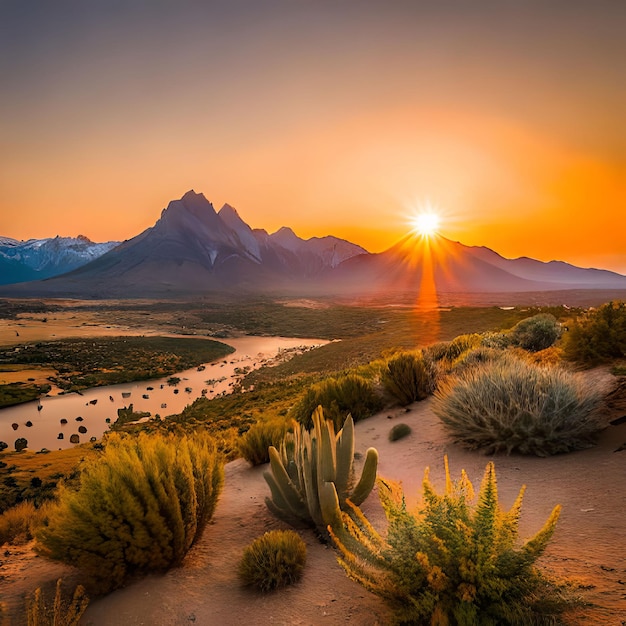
(388, 423), (412, 442)
(0, 336), (234, 395)
(433, 356), (602, 456)
(0, 382), (51, 408)
(382, 351), (435, 406)
(37, 432), (223, 592)
(330, 458), (568, 625)
(238, 530), (307, 592)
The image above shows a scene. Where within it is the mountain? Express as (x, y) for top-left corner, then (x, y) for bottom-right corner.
(0, 191), (367, 297)
(330, 234), (626, 295)
(1, 190), (624, 299)
(0, 235), (119, 285)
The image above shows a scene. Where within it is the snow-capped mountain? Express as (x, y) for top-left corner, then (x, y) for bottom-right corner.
(0, 235), (119, 285)
(1, 189), (624, 299)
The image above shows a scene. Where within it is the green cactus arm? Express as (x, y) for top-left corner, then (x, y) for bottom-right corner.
(267, 446), (307, 517)
(335, 414), (355, 501)
(350, 447), (379, 506)
(319, 480), (343, 534)
(264, 496), (307, 527)
(318, 414), (337, 484)
(301, 444), (323, 528)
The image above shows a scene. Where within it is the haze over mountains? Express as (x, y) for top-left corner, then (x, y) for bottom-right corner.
(1, 190), (625, 300)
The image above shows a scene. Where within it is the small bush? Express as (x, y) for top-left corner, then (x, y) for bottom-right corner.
(564, 301), (626, 365)
(450, 346), (505, 372)
(331, 458), (566, 625)
(388, 423), (412, 442)
(382, 351), (434, 406)
(238, 530), (307, 591)
(290, 374), (383, 430)
(0, 500), (52, 546)
(480, 331), (511, 349)
(26, 578), (89, 626)
(433, 357), (602, 455)
(426, 334), (482, 363)
(510, 313), (562, 352)
(37, 431), (224, 592)
(238, 418), (289, 466)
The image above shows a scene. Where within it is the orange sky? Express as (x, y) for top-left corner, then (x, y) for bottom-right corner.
(1, 2), (624, 274)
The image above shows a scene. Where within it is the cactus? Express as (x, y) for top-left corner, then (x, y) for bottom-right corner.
(263, 407), (378, 539)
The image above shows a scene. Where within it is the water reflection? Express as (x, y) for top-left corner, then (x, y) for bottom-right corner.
(0, 336), (325, 451)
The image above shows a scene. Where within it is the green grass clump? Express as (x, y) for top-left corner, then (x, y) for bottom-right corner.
(509, 313), (562, 352)
(381, 351), (435, 406)
(0, 500), (52, 546)
(564, 301), (626, 365)
(290, 374), (383, 430)
(238, 530), (307, 592)
(433, 356), (602, 456)
(26, 579), (89, 626)
(238, 418), (289, 466)
(331, 458), (567, 625)
(388, 423), (412, 442)
(37, 431), (223, 592)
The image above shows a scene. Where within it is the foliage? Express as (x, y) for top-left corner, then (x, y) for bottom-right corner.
(238, 418), (289, 466)
(264, 408), (378, 539)
(563, 301), (626, 365)
(0, 500), (52, 546)
(330, 458), (565, 626)
(509, 314), (562, 352)
(0, 382), (51, 409)
(37, 431), (224, 592)
(290, 374), (383, 430)
(0, 336), (234, 394)
(382, 351), (435, 406)
(425, 334), (483, 363)
(449, 347), (505, 373)
(26, 579), (89, 626)
(388, 423), (412, 442)
(433, 356), (602, 456)
(238, 530), (307, 592)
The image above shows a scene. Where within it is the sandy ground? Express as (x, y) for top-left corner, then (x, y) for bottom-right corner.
(2, 370), (625, 625)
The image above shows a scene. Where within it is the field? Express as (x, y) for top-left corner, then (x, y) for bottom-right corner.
(0, 296), (624, 625)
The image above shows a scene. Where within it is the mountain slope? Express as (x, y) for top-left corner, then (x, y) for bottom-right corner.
(1, 191), (624, 299)
(0, 235), (119, 285)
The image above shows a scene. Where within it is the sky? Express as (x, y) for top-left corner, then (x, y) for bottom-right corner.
(1, 1), (625, 273)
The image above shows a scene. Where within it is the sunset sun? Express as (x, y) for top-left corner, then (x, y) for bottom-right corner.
(412, 212), (441, 236)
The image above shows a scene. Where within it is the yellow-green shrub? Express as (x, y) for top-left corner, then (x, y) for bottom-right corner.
(238, 418), (289, 466)
(331, 458), (565, 625)
(37, 432), (223, 592)
(290, 374), (383, 430)
(381, 351), (435, 406)
(564, 301), (626, 365)
(0, 500), (52, 546)
(238, 530), (306, 591)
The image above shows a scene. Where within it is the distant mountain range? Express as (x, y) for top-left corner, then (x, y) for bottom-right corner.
(0, 235), (119, 285)
(1, 190), (625, 299)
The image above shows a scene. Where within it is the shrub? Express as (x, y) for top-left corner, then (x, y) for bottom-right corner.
(26, 579), (89, 626)
(0, 500), (52, 546)
(449, 346), (505, 373)
(433, 357), (602, 456)
(264, 408), (378, 539)
(388, 423), (412, 442)
(331, 458), (566, 625)
(564, 301), (626, 365)
(382, 351), (435, 406)
(510, 314), (562, 352)
(426, 334), (482, 363)
(479, 331), (511, 350)
(290, 374), (383, 430)
(238, 418), (289, 466)
(37, 431), (224, 592)
(238, 530), (307, 592)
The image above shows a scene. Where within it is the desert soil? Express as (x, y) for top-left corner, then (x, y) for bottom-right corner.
(1, 369), (625, 625)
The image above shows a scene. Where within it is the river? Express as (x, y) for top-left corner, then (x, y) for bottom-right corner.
(0, 336), (326, 451)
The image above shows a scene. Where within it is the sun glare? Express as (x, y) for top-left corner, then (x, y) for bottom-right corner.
(412, 212), (441, 236)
